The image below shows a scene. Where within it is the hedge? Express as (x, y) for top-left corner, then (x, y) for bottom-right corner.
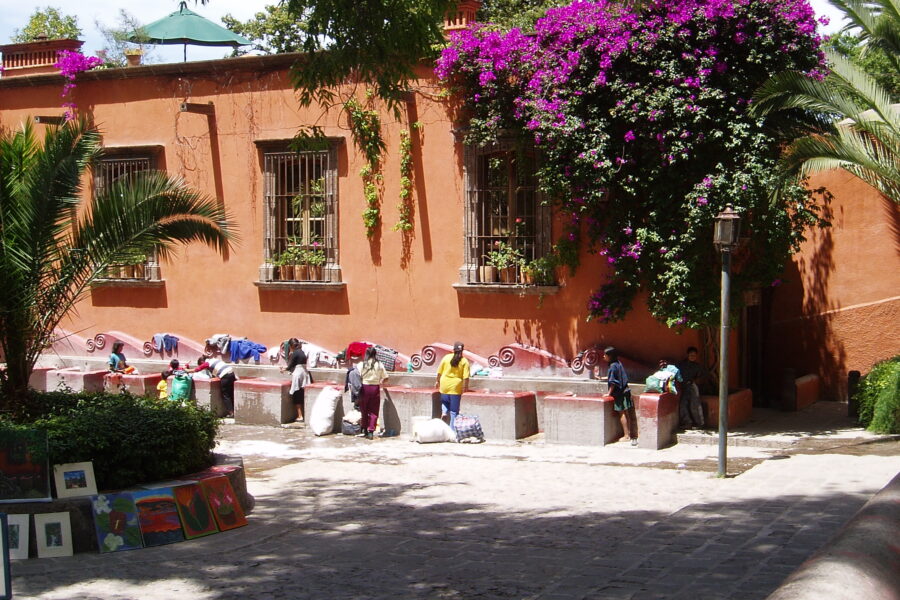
(856, 355), (900, 435)
(0, 390), (219, 490)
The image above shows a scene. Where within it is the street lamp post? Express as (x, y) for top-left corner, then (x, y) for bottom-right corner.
(713, 204), (741, 478)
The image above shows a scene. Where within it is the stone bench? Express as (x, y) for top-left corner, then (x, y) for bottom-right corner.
(382, 386), (441, 435)
(45, 368), (108, 393)
(462, 390), (538, 440)
(28, 366), (55, 391)
(163, 376), (226, 416)
(106, 372), (162, 397)
(193, 377), (225, 416)
(543, 394), (620, 446)
(636, 392), (679, 449)
(234, 377), (292, 425)
(700, 388), (753, 429)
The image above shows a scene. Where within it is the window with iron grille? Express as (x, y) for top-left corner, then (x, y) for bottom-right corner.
(462, 139), (551, 284)
(93, 151), (160, 281)
(261, 143), (339, 282)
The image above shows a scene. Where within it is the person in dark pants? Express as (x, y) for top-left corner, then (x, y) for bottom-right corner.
(281, 338), (309, 423)
(676, 346), (706, 429)
(195, 356), (237, 418)
(604, 346), (637, 445)
(356, 346), (388, 439)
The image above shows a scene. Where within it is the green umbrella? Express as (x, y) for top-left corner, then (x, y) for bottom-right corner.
(130, 1), (252, 62)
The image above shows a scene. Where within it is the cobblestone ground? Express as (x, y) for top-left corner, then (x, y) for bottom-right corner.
(11, 421), (900, 600)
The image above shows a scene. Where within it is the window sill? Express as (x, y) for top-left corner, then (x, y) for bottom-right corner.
(254, 281), (346, 291)
(452, 283), (560, 295)
(91, 278), (165, 288)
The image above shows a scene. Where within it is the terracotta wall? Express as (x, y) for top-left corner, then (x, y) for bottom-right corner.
(768, 169), (900, 399)
(1, 57), (702, 372)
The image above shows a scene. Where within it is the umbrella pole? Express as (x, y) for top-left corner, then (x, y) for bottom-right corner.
(183, 43), (187, 62)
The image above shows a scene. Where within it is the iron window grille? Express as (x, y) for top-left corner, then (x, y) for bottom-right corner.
(93, 153), (160, 281)
(462, 139), (551, 284)
(262, 144), (339, 282)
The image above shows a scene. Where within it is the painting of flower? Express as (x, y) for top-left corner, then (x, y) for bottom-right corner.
(91, 492), (142, 552)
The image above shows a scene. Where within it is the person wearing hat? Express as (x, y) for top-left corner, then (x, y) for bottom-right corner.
(436, 342), (470, 431)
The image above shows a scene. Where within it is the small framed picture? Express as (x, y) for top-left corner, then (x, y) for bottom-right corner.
(0, 515), (11, 599)
(5, 514), (29, 560)
(53, 462), (97, 499)
(34, 512), (73, 558)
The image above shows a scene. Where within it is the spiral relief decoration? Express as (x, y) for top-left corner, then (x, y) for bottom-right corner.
(142, 341), (154, 357)
(570, 352), (585, 373)
(410, 354), (423, 370)
(86, 333), (107, 353)
(570, 347), (600, 375)
(420, 346), (436, 365)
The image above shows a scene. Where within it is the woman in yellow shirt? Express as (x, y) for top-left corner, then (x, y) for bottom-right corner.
(436, 342), (470, 431)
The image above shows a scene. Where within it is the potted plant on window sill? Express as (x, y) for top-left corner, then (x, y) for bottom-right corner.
(485, 241), (523, 283)
(522, 255), (557, 286)
(305, 243), (326, 281)
(282, 246), (306, 280)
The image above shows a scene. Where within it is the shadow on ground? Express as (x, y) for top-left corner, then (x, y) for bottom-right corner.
(12, 479), (873, 600)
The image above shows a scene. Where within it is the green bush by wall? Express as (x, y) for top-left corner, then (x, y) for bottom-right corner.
(855, 355), (900, 435)
(1, 391), (219, 490)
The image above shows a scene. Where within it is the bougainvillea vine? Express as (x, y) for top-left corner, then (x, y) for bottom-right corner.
(54, 50), (103, 120)
(437, 0), (830, 328)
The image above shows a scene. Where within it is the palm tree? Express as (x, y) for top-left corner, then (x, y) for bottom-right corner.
(752, 0), (900, 204)
(0, 118), (237, 403)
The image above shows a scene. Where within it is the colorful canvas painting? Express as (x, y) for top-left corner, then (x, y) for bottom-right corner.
(53, 462), (98, 499)
(173, 483), (218, 539)
(186, 465), (239, 480)
(6, 514), (29, 560)
(132, 488), (184, 547)
(34, 512), (73, 558)
(0, 429), (51, 502)
(200, 476), (247, 531)
(92, 493), (143, 553)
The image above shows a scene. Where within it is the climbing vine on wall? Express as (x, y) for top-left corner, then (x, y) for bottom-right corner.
(394, 122), (421, 232)
(345, 94), (385, 238)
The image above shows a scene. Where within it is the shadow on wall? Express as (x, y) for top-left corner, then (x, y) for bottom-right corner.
(766, 202), (846, 402)
(887, 195), (900, 257)
(257, 288), (350, 315)
(9, 479), (883, 600)
(90, 285), (168, 309)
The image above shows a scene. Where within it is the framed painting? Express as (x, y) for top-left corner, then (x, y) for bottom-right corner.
(0, 515), (12, 599)
(34, 512), (73, 558)
(0, 428), (51, 503)
(92, 493), (143, 553)
(173, 483), (218, 539)
(53, 462), (97, 499)
(200, 476), (247, 531)
(132, 488), (184, 547)
(6, 514), (29, 560)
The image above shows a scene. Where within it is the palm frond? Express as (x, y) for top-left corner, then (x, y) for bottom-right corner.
(0, 117), (238, 397)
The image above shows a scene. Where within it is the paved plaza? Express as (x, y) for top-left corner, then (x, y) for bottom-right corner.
(11, 403), (900, 600)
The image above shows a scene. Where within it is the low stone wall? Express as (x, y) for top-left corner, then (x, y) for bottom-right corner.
(766, 472), (900, 600)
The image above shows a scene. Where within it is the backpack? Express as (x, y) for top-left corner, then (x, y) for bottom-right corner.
(645, 370), (677, 394)
(169, 372), (193, 401)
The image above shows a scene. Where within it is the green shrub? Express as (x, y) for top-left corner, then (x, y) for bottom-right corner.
(855, 355), (900, 434)
(2, 391), (219, 490)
